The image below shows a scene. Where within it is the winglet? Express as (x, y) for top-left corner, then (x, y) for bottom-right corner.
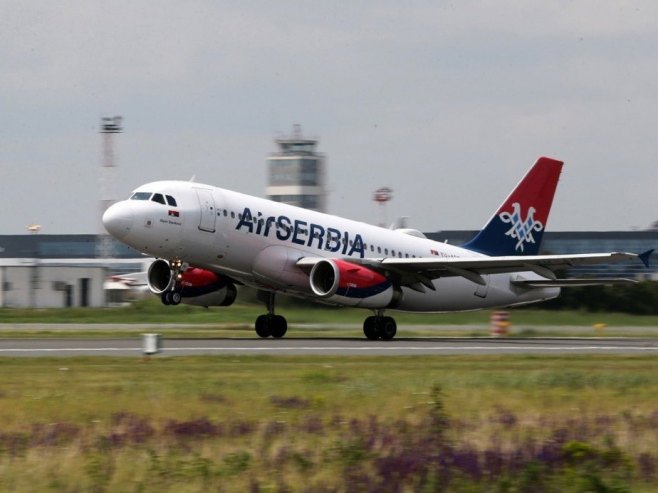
(639, 249), (654, 268)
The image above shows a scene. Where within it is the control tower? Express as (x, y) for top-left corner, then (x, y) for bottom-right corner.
(266, 124), (326, 212)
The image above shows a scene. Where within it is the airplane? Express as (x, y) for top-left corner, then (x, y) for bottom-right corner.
(102, 156), (652, 340)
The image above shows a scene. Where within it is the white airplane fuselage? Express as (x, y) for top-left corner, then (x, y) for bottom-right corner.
(104, 180), (559, 312)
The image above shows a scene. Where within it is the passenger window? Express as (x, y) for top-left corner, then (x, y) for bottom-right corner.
(151, 193), (166, 205)
(377, 247), (381, 254)
(130, 192), (151, 200)
(165, 195), (177, 206)
(231, 211), (235, 219)
(385, 249), (389, 256)
(223, 210), (227, 217)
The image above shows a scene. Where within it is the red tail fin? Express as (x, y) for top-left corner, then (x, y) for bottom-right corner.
(463, 157), (563, 256)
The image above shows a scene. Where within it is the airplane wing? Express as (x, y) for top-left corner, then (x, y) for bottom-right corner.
(297, 251), (644, 292)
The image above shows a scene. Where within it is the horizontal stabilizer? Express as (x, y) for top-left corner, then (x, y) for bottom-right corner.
(512, 278), (637, 288)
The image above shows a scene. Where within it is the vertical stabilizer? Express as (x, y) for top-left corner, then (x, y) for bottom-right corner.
(463, 157), (563, 256)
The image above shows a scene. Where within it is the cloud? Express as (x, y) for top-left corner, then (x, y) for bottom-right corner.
(1, 1), (657, 232)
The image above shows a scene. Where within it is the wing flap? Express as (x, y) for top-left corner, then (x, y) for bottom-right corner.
(512, 278), (637, 288)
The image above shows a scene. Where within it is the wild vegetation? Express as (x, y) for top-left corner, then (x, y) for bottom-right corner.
(1, 355), (657, 492)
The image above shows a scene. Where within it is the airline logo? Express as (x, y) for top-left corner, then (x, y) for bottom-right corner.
(499, 202), (544, 252)
(235, 207), (366, 258)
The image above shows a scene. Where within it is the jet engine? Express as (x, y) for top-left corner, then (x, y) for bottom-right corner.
(309, 259), (398, 308)
(147, 259), (237, 307)
(147, 259), (177, 294)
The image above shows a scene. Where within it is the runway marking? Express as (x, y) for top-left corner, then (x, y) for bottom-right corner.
(0, 348), (139, 352)
(1, 345), (658, 354)
(164, 346), (658, 352)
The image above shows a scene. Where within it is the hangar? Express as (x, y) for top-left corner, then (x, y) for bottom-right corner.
(0, 235), (148, 308)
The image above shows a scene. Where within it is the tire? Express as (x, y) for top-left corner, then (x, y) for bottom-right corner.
(363, 316), (379, 340)
(379, 316), (397, 341)
(255, 314), (272, 338)
(161, 292), (172, 305)
(170, 291), (182, 305)
(270, 315), (288, 338)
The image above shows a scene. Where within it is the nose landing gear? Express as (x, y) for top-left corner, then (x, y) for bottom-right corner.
(159, 260), (183, 306)
(161, 290), (182, 306)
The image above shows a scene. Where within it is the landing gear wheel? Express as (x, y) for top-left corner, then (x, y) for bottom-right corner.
(255, 291), (289, 339)
(270, 315), (288, 338)
(379, 316), (397, 341)
(363, 316), (379, 340)
(170, 291), (182, 305)
(255, 315), (271, 338)
(161, 292), (172, 305)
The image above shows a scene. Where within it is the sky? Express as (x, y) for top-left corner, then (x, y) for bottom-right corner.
(1, 1), (658, 234)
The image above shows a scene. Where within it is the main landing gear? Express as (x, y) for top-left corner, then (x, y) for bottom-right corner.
(252, 292), (397, 341)
(255, 291), (288, 338)
(363, 312), (397, 341)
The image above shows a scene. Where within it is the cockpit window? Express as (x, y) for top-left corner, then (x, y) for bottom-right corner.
(165, 195), (177, 207)
(151, 193), (166, 205)
(131, 192), (152, 201)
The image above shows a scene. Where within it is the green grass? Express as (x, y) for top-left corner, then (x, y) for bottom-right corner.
(1, 355), (658, 491)
(2, 298), (658, 338)
(3, 298), (658, 325)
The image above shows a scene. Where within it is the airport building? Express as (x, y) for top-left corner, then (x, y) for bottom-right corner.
(0, 230), (655, 307)
(266, 124), (327, 212)
(0, 265), (107, 308)
(0, 235), (149, 308)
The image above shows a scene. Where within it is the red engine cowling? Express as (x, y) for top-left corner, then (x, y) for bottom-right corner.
(147, 259), (237, 307)
(309, 259), (396, 308)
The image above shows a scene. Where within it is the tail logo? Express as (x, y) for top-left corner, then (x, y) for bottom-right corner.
(499, 202), (544, 252)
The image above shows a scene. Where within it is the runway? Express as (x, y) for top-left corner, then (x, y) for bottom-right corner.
(1, 337), (658, 357)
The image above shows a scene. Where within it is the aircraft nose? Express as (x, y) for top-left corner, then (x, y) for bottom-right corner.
(102, 202), (134, 239)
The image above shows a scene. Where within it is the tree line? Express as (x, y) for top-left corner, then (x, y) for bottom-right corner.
(542, 281), (658, 315)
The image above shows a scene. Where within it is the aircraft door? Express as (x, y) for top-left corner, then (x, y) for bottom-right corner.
(195, 188), (216, 233)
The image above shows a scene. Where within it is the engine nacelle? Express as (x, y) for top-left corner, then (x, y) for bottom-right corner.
(147, 259), (176, 294)
(309, 259), (397, 308)
(147, 259), (237, 307)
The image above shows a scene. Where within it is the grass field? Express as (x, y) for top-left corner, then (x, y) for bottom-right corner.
(4, 297), (658, 325)
(2, 299), (658, 339)
(1, 354), (657, 492)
